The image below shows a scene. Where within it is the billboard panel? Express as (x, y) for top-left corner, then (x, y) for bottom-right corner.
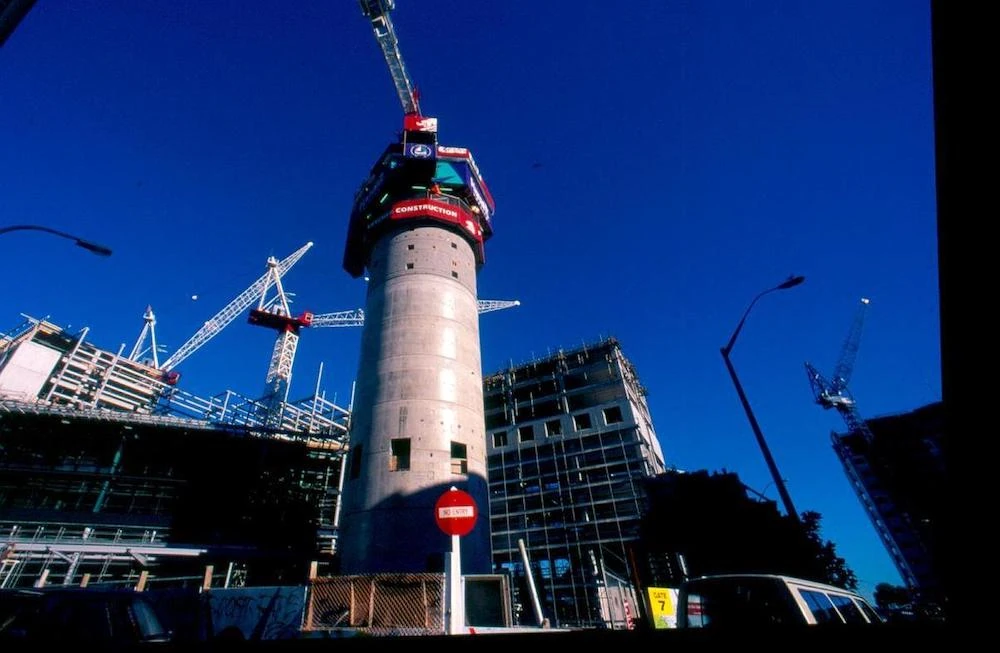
(403, 115), (438, 132)
(404, 142), (436, 160)
(390, 199), (482, 241)
(432, 161), (465, 186)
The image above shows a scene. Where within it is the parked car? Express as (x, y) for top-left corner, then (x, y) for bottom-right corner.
(0, 587), (172, 644)
(677, 574), (884, 628)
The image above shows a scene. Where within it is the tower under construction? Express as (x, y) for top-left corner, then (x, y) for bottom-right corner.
(335, 1), (497, 575)
(337, 131), (496, 574)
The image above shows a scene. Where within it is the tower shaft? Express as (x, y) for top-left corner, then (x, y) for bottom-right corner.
(338, 226), (490, 573)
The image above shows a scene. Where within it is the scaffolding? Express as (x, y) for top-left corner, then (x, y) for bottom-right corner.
(482, 338), (665, 629)
(0, 313), (354, 590)
(0, 314), (351, 441)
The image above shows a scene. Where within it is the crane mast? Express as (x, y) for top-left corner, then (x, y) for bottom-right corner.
(248, 256), (315, 427)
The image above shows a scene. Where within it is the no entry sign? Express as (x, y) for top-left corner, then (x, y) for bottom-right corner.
(434, 487), (478, 537)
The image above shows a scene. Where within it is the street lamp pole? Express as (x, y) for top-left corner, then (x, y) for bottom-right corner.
(0, 224), (112, 256)
(721, 275), (804, 523)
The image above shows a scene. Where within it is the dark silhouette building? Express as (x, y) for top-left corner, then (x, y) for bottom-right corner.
(0, 0), (37, 47)
(832, 401), (946, 607)
(0, 403), (346, 588)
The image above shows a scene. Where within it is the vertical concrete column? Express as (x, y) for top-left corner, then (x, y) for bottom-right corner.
(338, 225), (491, 574)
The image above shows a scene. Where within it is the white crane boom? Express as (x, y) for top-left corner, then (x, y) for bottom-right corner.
(477, 299), (521, 314)
(358, 0), (420, 116)
(308, 299), (519, 328)
(160, 242), (314, 372)
(309, 308), (366, 328)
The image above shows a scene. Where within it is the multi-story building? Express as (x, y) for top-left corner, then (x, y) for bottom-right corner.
(832, 401), (946, 605)
(0, 315), (349, 435)
(0, 401), (349, 589)
(482, 337), (666, 629)
(0, 315), (352, 589)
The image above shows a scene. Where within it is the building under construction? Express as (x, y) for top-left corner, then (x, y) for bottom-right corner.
(832, 401), (946, 607)
(482, 338), (666, 629)
(0, 314), (351, 590)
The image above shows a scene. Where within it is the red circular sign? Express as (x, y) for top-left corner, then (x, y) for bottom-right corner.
(434, 488), (478, 537)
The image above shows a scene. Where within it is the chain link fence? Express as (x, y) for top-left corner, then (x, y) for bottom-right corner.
(304, 573), (445, 636)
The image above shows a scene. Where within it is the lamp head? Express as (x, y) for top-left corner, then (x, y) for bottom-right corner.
(76, 239), (113, 257)
(777, 275), (805, 290)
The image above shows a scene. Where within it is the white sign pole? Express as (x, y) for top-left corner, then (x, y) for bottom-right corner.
(446, 533), (463, 634)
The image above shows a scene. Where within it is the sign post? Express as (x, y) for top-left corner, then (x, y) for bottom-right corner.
(435, 486), (478, 635)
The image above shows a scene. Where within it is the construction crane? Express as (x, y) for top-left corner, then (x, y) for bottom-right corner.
(157, 242), (314, 381)
(247, 256), (315, 426)
(804, 297), (874, 441)
(806, 300), (927, 591)
(127, 305), (162, 369)
(358, 0), (423, 120)
(308, 299), (521, 328)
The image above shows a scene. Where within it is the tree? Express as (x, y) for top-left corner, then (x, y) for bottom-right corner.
(874, 583), (912, 611)
(799, 510), (858, 590)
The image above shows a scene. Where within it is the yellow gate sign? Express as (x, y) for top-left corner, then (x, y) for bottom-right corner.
(647, 587), (679, 629)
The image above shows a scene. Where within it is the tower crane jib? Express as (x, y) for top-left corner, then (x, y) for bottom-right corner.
(308, 299), (520, 328)
(159, 241), (314, 372)
(804, 297), (875, 442)
(359, 0), (421, 116)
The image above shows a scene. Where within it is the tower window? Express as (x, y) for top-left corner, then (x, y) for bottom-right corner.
(519, 426), (534, 442)
(349, 443), (363, 480)
(406, 263), (414, 269)
(408, 244), (415, 250)
(390, 438), (411, 471)
(451, 242), (457, 249)
(451, 442), (468, 474)
(451, 271), (459, 278)
(603, 406), (624, 424)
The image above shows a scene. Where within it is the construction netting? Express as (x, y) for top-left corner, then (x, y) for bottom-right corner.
(303, 573), (446, 635)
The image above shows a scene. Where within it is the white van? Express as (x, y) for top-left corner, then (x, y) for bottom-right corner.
(677, 574), (884, 627)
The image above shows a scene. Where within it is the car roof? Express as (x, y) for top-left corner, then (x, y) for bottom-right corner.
(683, 574), (862, 596)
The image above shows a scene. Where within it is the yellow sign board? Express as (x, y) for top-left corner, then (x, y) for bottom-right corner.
(647, 587), (679, 629)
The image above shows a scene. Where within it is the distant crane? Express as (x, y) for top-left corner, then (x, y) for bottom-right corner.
(308, 299), (521, 328)
(156, 242), (314, 382)
(247, 256), (315, 426)
(127, 305), (163, 369)
(807, 300), (927, 590)
(804, 297), (874, 441)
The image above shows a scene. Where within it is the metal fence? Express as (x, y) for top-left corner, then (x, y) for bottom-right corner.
(304, 573), (445, 635)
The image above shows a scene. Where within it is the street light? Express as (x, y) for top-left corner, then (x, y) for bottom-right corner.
(721, 274), (804, 523)
(0, 224), (112, 256)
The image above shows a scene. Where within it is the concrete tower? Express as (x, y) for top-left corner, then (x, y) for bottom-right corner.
(338, 124), (496, 575)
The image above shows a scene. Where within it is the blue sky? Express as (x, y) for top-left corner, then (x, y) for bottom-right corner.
(1, 1), (938, 600)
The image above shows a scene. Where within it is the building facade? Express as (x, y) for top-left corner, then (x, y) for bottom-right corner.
(0, 402), (348, 589)
(0, 315), (352, 590)
(483, 338), (666, 629)
(832, 401), (946, 604)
